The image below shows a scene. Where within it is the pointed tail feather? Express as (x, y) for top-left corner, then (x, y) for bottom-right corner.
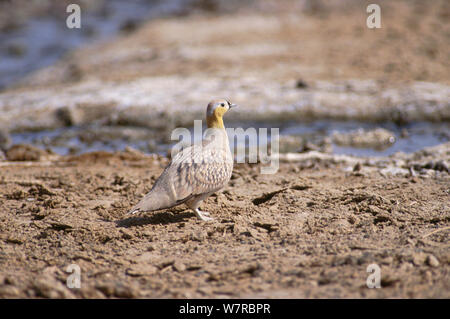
(127, 188), (174, 215)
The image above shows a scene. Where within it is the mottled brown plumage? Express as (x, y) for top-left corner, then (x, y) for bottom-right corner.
(128, 99), (236, 221)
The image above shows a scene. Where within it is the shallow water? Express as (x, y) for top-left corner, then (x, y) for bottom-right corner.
(280, 120), (449, 157)
(0, 0), (191, 89)
(10, 121), (449, 158)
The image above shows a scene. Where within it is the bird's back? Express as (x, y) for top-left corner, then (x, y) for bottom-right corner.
(129, 128), (233, 214)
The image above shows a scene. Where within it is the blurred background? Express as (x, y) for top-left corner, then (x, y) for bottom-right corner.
(0, 0), (448, 159)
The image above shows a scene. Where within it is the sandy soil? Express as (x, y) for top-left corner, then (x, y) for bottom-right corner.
(0, 145), (448, 298)
(16, 0), (450, 87)
(0, 0), (449, 299)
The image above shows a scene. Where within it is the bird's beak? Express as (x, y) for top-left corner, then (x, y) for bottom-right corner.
(229, 103), (237, 109)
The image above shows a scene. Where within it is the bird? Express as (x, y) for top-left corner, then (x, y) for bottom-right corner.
(127, 99), (236, 221)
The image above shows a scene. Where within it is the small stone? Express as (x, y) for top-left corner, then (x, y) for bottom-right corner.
(126, 264), (158, 277)
(173, 261), (186, 272)
(426, 255), (439, 267)
(353, 162), (362, 172)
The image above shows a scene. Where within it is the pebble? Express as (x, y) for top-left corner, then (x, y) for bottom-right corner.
(173, 261), (186, 272)
(426, 255), (439, 267)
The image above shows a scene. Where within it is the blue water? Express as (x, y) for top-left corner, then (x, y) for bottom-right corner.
(10, 121), (449, 157)
(0, 0), (192, 89)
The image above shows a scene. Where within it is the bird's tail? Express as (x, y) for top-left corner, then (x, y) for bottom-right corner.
(127, 188), (173, 215)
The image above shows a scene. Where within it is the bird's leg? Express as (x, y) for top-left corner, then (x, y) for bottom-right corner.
(194, 208), (213, 221)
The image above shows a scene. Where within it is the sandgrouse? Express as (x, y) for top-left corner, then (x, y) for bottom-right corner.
(127, 99), (236, 221)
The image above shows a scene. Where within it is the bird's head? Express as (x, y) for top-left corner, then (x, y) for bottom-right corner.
(206, 99), (237, 128)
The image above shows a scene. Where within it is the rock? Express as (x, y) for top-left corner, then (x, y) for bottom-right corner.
(426, 255), (439, 267)
(5, 144), (47, 161)
(353, 162), (362, 172)
(173, 261), (186, 272)
(126, 264), (158, 277)
(332, 128), (396, 149)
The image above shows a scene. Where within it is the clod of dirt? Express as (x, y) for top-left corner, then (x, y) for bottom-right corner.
(290, 185), (312, 191)
(5, 144), (49, 161)
(173, 261), (186, 272)
(252, 188), (287, 205)
(49, 222), (73, 231)
(253, 222), (279, 233)
(190, 230), (208, 242)
(126, 265), (158, 277)
(240, 263), (263, 277)
(6, 189), (27, 200)
(28, 183), (56, 196)
(426, 255), (440, 267)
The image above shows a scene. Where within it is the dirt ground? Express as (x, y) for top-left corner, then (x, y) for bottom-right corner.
(16, 0), (450, 88)
(0, 0), (449, 299)
(0, 147), (448, 298)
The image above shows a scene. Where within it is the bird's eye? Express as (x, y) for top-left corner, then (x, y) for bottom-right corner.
(221, 103), (225, 107)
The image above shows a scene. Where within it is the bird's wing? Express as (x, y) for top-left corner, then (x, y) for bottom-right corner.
(128, 139), (233, 214)
(168, 142), (233, 201)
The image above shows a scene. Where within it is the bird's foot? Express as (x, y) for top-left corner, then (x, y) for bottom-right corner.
(194, 209), (213, 221)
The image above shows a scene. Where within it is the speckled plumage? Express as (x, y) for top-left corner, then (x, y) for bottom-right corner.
(128, 99), (235, 221)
